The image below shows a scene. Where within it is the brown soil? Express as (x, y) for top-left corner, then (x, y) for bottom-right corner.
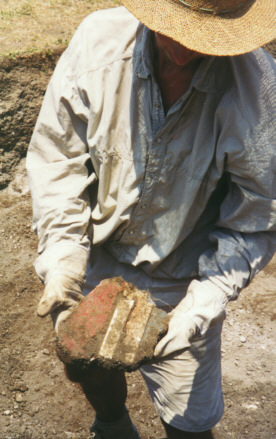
(0, 32), (275, 439)
(0, 51), (64, 189)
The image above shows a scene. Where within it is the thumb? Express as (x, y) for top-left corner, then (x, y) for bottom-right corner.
(154, 331), (176, 358)
(153, 336), (167, 358)
(154, 314), (198, 358)
(37, 286), (62, 317)
(51, 307), (73, 332)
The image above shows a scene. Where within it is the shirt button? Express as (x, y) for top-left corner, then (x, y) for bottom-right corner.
(141, 204), (147, 209)
(156, 137), (162, 143)
(149, 172), (155, 179)
(128, 229), (135, 235)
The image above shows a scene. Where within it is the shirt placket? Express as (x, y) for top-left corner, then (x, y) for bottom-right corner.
(121, 79), (167, 244)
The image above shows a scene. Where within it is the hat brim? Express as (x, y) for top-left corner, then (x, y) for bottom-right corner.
(121, 0), (276, 56)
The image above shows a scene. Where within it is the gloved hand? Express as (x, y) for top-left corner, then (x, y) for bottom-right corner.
(37, 258), (86, 331)
(154, 279), (226, 358)
(154, 299), (199, 358)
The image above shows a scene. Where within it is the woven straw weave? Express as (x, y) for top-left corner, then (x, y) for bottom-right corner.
(264, 39), (276, 58)
(121, 0), (276, 56)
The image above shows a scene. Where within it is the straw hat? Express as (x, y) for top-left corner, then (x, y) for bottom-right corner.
(120, 0), (276, 56)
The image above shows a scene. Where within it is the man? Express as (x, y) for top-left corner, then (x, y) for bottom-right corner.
(26, 0), (276, 438)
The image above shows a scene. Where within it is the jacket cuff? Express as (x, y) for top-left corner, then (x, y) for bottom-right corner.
(34, 245), (89, 284)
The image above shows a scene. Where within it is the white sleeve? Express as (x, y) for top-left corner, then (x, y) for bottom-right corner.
(26, 31), (96, 283)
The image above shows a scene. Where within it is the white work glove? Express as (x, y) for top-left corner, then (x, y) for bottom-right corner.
(154, 296), (199, 358)
(154, 279), (227, 358)
(37, 257), (86, 331)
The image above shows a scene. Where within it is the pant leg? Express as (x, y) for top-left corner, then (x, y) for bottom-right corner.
(140, 323), (224, 433)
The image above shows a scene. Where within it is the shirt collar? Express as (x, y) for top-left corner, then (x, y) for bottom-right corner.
(135, 26), (154, 79)
(135, 26), (217, 93)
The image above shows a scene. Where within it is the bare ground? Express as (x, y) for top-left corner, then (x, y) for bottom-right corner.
(0, 178), (275, 439)
(0, 13), (275, 439)
(0, 0), (120, 57)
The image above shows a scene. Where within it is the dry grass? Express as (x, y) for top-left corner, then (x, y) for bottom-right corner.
(0, 0), (120, 57)
(0, 1), (275, 59)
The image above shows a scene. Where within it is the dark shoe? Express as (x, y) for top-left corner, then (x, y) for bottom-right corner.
(90, 410), (140, 439)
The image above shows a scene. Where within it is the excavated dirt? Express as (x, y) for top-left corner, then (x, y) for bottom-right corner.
(0, 50), (64, 189)
(0, 47), (275, 439)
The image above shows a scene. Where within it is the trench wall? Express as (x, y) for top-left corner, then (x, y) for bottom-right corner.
(0, 49), (64, 189)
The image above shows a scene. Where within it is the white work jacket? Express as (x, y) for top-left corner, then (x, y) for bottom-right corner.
(27, 7), (276, 331)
